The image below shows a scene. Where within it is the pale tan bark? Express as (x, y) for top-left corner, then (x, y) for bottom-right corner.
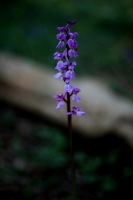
(0, 53), (133, 147)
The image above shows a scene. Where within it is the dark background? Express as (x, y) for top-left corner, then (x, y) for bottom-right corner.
(0, 0), (133, 199)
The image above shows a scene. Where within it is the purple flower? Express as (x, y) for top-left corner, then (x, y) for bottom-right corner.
(65, 70), (75, 79)
(68, 49), (78, 58)
(54, 61), (67, 79)
(54, 94), (66, 109)
(56, 41), (64, 48)
(53, 21), (85, 116)
(72, 88), (81, 94)
(69, 32), (78, 38)
(54, 52), (63, 60)
(67, 106), (85, 116)
(64, 85), (81, 101)
(62, 77), (70, 84)
(71, 88), (81, 102)
(56, 101), (64, 109)
(54, 94), (64, 101)
(57, 27), (65, 31)
(55, 61), (67, 71)
(71, 94), (81, 102)
(56, 32), (66, 40)
(53, 72), (62, 78)
(68, 61), (76, 70)
(67, 39), (78, 49)
(64, 84), (74, 93)
(62, 48), (67, 59)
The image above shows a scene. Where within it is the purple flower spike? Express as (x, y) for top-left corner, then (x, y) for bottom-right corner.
(54, 94), (64, 101)
(54, 52), (63, 60)
(65, 70), (75, 79)
(67, 106), (85, 116)
(62, 77), (70, 84)
(77, 111), (85, 116)
(53, 72), (62, 79)
(57, 27), (65, 31)
(56, 101), (64, 109)
(54, 94), (66, 109)
(55, 61), (66, 71)
(67, 39), (78, 49)
(56, 32), (66, 40)
(72, 88), (81, 94)
(69, 32), (79, 38)
(64, 84), (74, 93)
(53, 21), (85, 116)
(56, 41), (64, 48)
(68, 49), (78, 58)
(68, 61), (76, 70)
(72, 94), (81, 102)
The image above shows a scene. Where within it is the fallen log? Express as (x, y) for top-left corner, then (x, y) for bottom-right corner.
(0, 52), (133, 147)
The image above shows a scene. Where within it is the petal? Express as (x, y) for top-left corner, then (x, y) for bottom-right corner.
(53, 94), (64, 101)
(70, 71), (75, 79)
(73, 32), (79, 37)
(67, 39), (78, 48)
(67, 39), (74, 48)
(65, 71), (71, 78)
(72, 88), (81, 94)
(68, 65), (74, 70)
(54, 52), (63, 60)
(69, 61), (77, 69)
(62, 76), (70, 83)
(54, 52), (58, 56)
(55, 61), (65, 70)
(64, 78), (70, 84)
(53, 72), (62, 78)
(56, 32), (66, 40)
(72, 106), (81, 112)
(77, 111), (85, 116)
(72, 94), (81, 102)
(63, 48), (67, 57)
(56, 101), (64, 109)
(73, 40), (78, 48)
(69, 32), (78, 38)
(64, 61), (69, 65)
(56, 41), (64, 48)
(72, 61), (76, 66)
(64, 84), (74, 93)
(57, 27), (65, 31)
(65, 70), (75, 79)
(68, 50), (78, 58)
(66, 112), (73, 115)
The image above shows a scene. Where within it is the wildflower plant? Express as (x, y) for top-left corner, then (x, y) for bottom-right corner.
(53, 20), (85, 117)
(53, 20), (85, 200)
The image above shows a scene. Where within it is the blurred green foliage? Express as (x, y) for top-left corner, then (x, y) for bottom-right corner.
(0, 0), (133, 97)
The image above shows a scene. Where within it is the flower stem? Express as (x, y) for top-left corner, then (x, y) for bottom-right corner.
(67, 92), (77, 200)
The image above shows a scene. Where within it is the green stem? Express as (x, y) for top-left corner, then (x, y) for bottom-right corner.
(67, 92), (77, 200)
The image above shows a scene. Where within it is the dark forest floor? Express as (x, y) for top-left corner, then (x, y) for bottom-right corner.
(0, 101), (133, 200)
